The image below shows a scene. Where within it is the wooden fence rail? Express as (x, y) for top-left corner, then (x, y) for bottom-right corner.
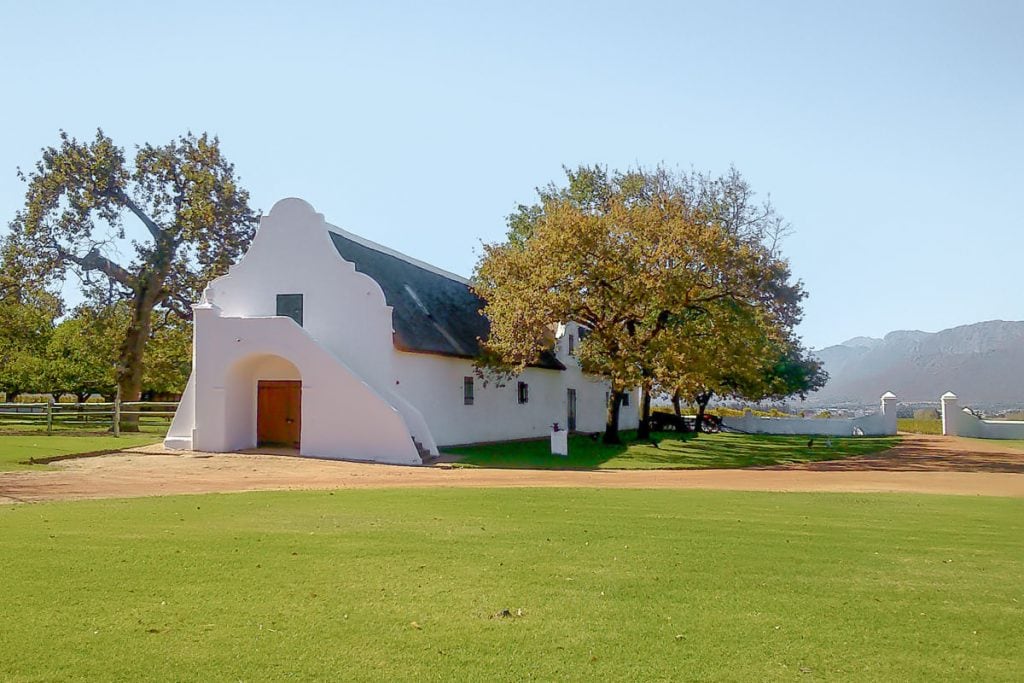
(0, 401), (179, 436)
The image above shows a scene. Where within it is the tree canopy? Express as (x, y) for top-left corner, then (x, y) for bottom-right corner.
(5, 130), (255, 424)
(0, 235), (62, 399)
(474, 165), (809, 443)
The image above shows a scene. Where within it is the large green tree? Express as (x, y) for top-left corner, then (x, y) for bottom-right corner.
(0, 236), (61, 400)
(657, 305), (826, 433)
(7, 130), (256, 427)
(474, 165), (790, 444)
(44, 303), (192, 402)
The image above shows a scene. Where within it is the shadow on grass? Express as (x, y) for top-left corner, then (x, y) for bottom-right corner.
(785, 434), (1024, 473)
(444, 431), (900, 471)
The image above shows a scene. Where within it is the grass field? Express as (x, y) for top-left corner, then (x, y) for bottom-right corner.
(898, 418), (943, 434)
(0, 433), (162, 471)
(446, 431), (899, 469)
(0, 488), (1021, 681)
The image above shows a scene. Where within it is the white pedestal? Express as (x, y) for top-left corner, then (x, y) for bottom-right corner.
(550, 428), (568, 456)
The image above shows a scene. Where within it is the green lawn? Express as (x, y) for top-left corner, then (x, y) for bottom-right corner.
(0, 433), (162, 471)
(446, 431), (900, 469)
(0, 489), (1021, 680)
(899, 418), (943, 434)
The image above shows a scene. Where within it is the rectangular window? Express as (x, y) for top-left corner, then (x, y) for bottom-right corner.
(463, 376), (474, 405)
(517, 381), (529, 404)
(276, 293), (304, 326)
(621, 391), (630, 407)
(567, 334), (575, 356)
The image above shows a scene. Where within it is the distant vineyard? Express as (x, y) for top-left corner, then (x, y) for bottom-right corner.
(897, 418), (942, 435)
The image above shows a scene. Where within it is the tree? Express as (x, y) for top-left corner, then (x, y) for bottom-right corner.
(8, 130), (256, 428)
(474, 165), (786, 444)
(140, 311), (191, 399)
(660, 307), (827, 432)
(43, 303), (192, 402)
(0, 236), (61, 400)
(44, 310), (117, 401)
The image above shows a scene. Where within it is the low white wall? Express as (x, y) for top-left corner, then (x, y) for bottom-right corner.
(722, 394), (898, 437)
(941, 392), (1024, 439)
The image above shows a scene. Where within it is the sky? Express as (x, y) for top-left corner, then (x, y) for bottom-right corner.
(0, 0), (1020, 350)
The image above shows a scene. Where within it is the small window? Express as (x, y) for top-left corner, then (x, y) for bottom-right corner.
(567, 334), (575, 356)
(463, 377), (474, 405)
(621, 391), (630, 407)
(517, 381), (529, 404)
(276, 293), (303, 326)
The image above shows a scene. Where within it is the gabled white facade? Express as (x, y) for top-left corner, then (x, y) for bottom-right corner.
(166, 198), (637, 464)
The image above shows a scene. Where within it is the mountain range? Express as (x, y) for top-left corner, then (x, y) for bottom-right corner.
(806, 320), (1024, 408)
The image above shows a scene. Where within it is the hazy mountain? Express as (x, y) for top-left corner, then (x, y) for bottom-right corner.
(807, 320), (1024, 407)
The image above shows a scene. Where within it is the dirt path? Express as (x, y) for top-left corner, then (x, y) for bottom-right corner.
(1, 434), (1022, 503)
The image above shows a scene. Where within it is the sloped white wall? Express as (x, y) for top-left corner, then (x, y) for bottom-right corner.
(941, 392), (1024, 439)
(164, 373), (196, 450)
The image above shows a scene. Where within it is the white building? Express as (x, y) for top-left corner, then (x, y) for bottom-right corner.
(165, 198), (637, 464)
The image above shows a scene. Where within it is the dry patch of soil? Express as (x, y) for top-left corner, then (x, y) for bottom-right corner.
(1, 435), (1022, 503)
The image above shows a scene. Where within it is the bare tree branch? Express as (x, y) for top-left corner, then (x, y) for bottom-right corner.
(55, 243), (134, 287)
(111, 188), (165, 241)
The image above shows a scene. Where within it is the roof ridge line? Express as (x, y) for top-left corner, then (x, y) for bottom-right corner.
(326, 223), (471, 285)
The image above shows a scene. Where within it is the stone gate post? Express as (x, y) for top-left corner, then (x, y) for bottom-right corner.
(940, 392), (959, 436)
(880, 392), (898, 434)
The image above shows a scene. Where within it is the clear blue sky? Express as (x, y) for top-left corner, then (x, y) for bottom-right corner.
(1, 0), (1020, 349)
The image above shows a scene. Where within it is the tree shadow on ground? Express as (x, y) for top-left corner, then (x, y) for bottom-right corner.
(444, 431), (900, 471)
(770, 435), (1024, 474)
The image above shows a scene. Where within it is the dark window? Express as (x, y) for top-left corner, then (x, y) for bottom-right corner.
(567, 334), (575, 356)
(276, 294), (304, 326)
(567, 388), (577, 431)
(621, 391), (630, 407)
(463, 377), (474, 405)
(517, 381), (529, 404)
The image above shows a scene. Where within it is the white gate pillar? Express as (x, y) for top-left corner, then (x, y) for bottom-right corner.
(940, 392), (959, 436)
(880, 392), (898, 434)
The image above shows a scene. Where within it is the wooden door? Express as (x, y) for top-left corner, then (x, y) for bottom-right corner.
(257, 380), (301, 448)
(567, 388), (577, 431)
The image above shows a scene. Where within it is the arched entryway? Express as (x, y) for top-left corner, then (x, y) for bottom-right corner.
(224, 354), (302, 451)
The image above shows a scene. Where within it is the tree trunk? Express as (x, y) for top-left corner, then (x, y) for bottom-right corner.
(671, 390), (682, 418)
(603, 390), (624, 444)
(637, 385), (653, 440)
(694, 391), (713, 435)
(115, 271), (165, 432)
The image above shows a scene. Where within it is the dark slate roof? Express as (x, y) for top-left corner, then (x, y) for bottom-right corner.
(329, 230), (565, 370)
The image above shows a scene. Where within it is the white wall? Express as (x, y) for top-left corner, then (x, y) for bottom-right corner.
(203, 198), (398, 392)
(941, 392), (1024, 439)
(722, 394), (898, 437)
(164, 373), (196, 450)
(392, 328), (634, 447)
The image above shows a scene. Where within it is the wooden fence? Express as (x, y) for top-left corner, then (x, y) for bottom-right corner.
(0, 400), (178, 436)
